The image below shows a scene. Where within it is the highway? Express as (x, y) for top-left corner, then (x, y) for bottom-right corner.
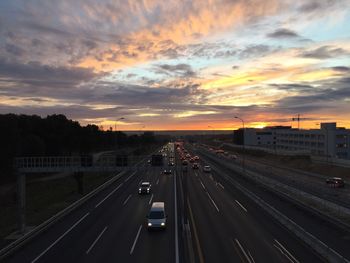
(187, 143), (350, 262)
(4, 142), (350, 262)
(177, 149), (321, 263)
(6, 161), (181, 263)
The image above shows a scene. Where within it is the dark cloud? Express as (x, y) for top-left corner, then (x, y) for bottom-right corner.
(155, 63), (196, 77)
(331, 66), (350, 72)
(239, 45), (272, 58)
(273, 77), (350, 113)
(297, 1), (347, 13)
(267, 28), (299, 38)
(0, 59), (97, 86)
(298, 2), (321, 13)
(5, 44), (25, 56)
(300, 45), (348, 59)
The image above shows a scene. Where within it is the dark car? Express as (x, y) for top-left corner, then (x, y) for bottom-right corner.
(182, 160), (188, 166)
(163, 169), (172, 175)
(139, 182), (152, 194)
(192, 163), (199, 169)
(326, 177), (345, 188)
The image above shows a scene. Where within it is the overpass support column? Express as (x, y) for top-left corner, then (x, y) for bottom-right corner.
(16, 171), (26, 234)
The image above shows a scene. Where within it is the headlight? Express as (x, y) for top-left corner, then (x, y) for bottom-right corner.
(148, 223), (152, 226)
(161, 222), (165, 226)
(139, 188), (141, 191)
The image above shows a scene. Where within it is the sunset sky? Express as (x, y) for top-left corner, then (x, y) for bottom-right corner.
(0, 0), (349, 130)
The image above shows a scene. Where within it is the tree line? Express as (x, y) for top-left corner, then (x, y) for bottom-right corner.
(0, 114), (156, 183)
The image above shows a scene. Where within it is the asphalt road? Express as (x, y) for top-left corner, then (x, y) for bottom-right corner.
(178, 152), (321, 263)
(187, 143), (350, 262)
(5, 142), (349, 263)
(6, 162), (180, 263)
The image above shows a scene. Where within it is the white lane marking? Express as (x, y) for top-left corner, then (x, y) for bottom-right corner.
(248, 250), (256, 263)
(235, 200), (248, 212)
(130, 225), (142, 255)
(206, 192), (219, 212)
(86, 226), (108, 254)
(199, 180), (206, 190)
(123, 194), (132, 206)
(156, 178), (159, 185)
(148, 194), (154, 205)
(274, 239), (299, 263)
(234, 238), (252, 263)
(124, 171), (136, 182)
(174, 171), (179, 263)
(217, 182), (225, 189)
(31, 212), (90, 263)
(95, 183), (123, 208)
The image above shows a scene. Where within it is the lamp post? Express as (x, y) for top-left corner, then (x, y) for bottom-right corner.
(234, 116), (245, 173)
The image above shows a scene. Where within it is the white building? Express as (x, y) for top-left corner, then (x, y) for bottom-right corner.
(234, 123), (350, 159)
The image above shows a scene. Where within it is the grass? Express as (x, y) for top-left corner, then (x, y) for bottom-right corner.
(0, 171), (114, 240)
(0, 142), (162, 242)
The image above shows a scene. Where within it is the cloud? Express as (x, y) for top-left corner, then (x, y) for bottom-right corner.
(267, 28), (299, 38)
(331, 66), (350, 72)
(300, 45), (348, 59)
(0, 58), (98, 87)
(239, 45), (272, 58)
(273, 77), (350, 112)
(155, 63), (196, 77)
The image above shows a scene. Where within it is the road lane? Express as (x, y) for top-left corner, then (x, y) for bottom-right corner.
(185, 145), (322, 263)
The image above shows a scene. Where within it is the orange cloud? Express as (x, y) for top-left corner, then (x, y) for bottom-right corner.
(78, 0), (282, 72)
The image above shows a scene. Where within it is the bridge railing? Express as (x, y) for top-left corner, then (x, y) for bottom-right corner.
(14, 155), (146, 173)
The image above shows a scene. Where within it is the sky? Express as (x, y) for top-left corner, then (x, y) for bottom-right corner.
(0, 0), (349, 131)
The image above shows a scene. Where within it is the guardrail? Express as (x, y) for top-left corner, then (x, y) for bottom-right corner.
(201, 147), (350, 227)
(0, 169), (128, 260)
(196, 147), (350, 262)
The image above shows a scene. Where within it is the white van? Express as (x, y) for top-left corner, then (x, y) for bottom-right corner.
(147, 202), (167, 230)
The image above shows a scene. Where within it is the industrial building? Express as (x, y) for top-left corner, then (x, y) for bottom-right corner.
(233, 123), (350, 159)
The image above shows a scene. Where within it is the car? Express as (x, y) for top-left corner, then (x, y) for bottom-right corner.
(326, 177), (345, 188)
(186, 153), (191, 158)
(189, 158), (195, 163)
(147, 202), (167, 230)
(203, 165), (211, 173)
(192, 163), (199, 169)
(139, 182), (152, 194)
(182, 160), (188, 166)
(231, 154), (238, 160)
(163, 169), (172, 175)
(194, 156), (200, 161)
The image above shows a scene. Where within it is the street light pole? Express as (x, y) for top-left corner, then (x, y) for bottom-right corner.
(234, 116), (245, 173)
